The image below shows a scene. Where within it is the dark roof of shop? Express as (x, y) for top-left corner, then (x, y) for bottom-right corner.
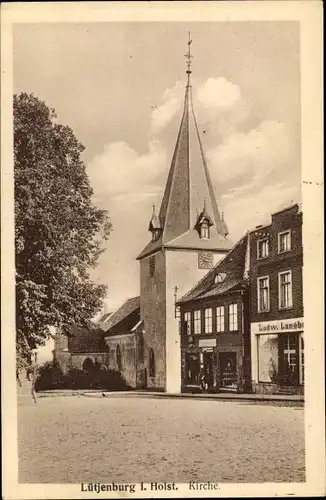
(100, 296), (141, 335)
(177, 233), (249, 304)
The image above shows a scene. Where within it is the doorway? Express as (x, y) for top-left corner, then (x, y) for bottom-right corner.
(219, 352), (237, 389)
(202, 350), (214, 391)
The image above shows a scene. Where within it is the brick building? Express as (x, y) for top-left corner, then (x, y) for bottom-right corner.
(176, 234), (251, 393)
(249, 204), (304, 395)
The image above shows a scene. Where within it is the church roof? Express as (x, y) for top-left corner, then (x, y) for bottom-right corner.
(100, 296), (140, 334)
(137, 45), (232, 260)
(68, 325), (108, 354)
(177, 233), (249, 304)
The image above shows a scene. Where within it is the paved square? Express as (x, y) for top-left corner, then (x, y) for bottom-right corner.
(18, 395), (305, 483)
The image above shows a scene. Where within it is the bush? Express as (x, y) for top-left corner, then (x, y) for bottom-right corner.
(34, 360), (66, 391)
(35, 361), (131, 391)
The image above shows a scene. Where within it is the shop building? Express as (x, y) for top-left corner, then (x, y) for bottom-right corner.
(176, 234), (251, 393)
(249, 204), (304, 395)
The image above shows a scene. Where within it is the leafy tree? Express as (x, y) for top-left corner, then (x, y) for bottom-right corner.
(14, 93), (111, 367)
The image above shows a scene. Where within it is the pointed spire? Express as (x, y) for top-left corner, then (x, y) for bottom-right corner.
(185, 31), (193, 86)
(137, 36), (233, 260)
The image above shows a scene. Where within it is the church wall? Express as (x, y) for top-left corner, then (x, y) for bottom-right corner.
(165, 248), (227, 393)
(140, 250), (166, 390)
(104, 334), (137, 388)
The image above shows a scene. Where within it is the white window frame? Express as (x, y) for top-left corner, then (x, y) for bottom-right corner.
(283, 334), (297, 378)
(257, 275), (270, 312)
(184, 311), (192, 335)
(216, 306), (225, 333)
(194, 310), (201, 335)
(200, 221), (210, 239)
(278, 270), (293, 309)
(257, 238), (269, 259)
(204, 308), (213, 334)
(228, 303), (238, 332)
(278, 230), (291, 253)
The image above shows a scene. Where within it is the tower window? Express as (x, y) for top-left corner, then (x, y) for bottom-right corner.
(149, 348), (156, 378)
(200, 221), (210, 239)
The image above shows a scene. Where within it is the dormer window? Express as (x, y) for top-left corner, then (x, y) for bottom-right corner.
(151, 230), (160, 242)
(214, 273), (226, 284)
(148, 205), (162, 243)
(200, 221), (210, 239)
(195, 201), (213, 240)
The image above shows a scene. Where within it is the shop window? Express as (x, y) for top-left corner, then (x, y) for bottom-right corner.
(184, 311), (192, 335)
(278, 230), (291, 253)
(229, 303), (238, 331)
(216, 306), (225, 333)
(258, 334), (279, 383)
(257, 276), (270, 312)
(149, 348), (156, 378)
(204, 308), (212, 334)
(194, 310), (201, 334)
(258, 333), (302, 385)
(116, 344), (122, 371)
(257, 238), (269, 259)
(279, 271), (293, 309)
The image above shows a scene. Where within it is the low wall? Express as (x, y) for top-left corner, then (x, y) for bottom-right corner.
(252, 382), (304, 395)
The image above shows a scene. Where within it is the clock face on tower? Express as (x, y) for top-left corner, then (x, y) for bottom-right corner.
(198, 251), (213, 269)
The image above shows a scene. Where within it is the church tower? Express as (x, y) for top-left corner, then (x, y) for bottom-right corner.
(137, 36), (233, 393)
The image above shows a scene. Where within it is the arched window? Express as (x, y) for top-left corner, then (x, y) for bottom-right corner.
(116, 344), (122, 371)
(149, 348), (156, 378)
(83, 357), (94, 372)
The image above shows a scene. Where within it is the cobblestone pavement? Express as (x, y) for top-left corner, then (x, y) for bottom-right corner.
(18, 395), (305, 483)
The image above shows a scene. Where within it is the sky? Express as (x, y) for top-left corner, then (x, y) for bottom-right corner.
(14, 21), (301, 327)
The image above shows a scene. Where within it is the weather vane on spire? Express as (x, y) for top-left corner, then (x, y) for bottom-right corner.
(185, 31), (193, 75)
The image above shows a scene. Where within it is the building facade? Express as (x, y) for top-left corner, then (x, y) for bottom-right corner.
(54, 297), (145, 389)
(102, 297), (145, 389)
(136, 44), (233, 393)
(249, 204), (304, 395)
(177, 234), (251, 393)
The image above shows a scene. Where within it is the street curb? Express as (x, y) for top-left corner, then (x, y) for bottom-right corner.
(37, 389), (304, 403)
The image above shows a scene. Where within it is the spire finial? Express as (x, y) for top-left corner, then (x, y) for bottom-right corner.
(204, 198), (207, 210)
(185, 31), (193, 79)
(222, 211), (224, 221)
(152, 204), (156, 215)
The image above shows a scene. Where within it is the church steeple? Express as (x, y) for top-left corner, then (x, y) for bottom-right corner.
(138, 36), (232, 260)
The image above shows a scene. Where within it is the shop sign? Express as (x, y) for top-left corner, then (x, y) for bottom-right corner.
(199, 338), (217, 348)
(251, 317), (304, 335)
